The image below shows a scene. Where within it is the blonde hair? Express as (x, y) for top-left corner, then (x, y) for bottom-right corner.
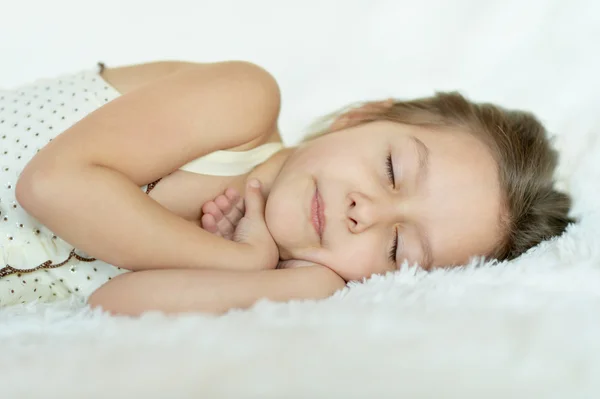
(305, 92), (575, 261)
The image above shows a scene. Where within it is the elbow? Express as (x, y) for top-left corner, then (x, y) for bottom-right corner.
(87, 290), (120, 315)
(16, 157), (78, 220)
(87, 291), (107, 312)
(16, 159), (92, 222)
(88, 298), (135, 317)
(87, 277), (140, 317)
(15, 163), (56, 218)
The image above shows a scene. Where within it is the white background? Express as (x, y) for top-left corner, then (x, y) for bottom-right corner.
(1, 0), (599, 144)
(2, 3), (600, 395)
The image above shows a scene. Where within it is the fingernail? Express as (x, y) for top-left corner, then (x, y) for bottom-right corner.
(248, 179), (260, 188)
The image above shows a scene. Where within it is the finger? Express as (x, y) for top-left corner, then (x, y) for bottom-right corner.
(201, 201), (225, 223)
(217, 219), (235, 239)
(243, 179), (265, 219)
(214, 194), (234, 214)
(225, 188), (245, 214)
(216, 193), (244, 224)
(201, 214), (222, 237)
(214, 194), (234, 215)
(224, 187), (242, 204)
(214, 196), (237, 237)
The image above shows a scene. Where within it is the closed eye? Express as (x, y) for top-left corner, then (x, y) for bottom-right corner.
(386, 153), (395, 188)
(388, 226), (399, 263)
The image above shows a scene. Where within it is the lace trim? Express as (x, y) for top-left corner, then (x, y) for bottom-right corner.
(145, 178), (162, 194)
(0, 178), (163, 279)
(0, 249), (96, 278)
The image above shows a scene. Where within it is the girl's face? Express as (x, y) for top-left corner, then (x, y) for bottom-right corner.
(266, 121), (503, 281)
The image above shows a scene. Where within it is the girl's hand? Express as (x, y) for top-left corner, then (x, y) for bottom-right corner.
(200, 190), (324, 272)
(201, 188), (244, 240)
(231, 180), (279, 270)
(198, 188), (324, 273)
(200, 182), (277, 270)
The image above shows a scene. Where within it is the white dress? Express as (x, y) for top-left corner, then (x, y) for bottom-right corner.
(0, 63), (283, 307)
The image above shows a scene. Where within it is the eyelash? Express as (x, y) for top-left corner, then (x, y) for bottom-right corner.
(389, 226), (398, 263)
(385, 153), (395, 187)
(385, 153), (398, 263)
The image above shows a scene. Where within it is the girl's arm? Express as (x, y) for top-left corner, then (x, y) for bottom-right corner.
(88, 266), (347, 315)
(16, 61), (280, 271)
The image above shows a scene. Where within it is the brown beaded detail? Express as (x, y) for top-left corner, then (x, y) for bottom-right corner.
(145, 178), (162, 194)
(0, 249), (96, 278)
(0, 175), (162, 279)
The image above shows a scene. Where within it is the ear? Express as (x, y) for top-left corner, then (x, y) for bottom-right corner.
(329, 98), (395, 131)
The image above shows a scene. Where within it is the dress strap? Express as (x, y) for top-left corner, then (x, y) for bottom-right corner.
(179, 142), (284, 176)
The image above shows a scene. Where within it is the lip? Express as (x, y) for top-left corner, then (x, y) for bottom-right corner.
(311, 183), (326, 242)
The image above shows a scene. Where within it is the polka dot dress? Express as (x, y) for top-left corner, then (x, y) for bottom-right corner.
(0, 63), (129, 306)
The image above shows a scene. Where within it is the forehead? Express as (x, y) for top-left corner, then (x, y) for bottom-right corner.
(412, 125), (504, 266)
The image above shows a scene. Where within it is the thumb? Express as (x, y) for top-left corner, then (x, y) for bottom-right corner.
(243, 179), (265, 219)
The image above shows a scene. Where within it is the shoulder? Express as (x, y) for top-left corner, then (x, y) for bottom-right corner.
(212, 61), (280, 95)
(104, 60), (280, 104)
(187, 61), (281, 117)
(103, 59), (282, 146)
(181, 61), (282, 148)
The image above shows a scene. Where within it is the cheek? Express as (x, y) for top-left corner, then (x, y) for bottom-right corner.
(325, 236), (384, 281)
(292, 142), (354, 173)
(265, 189), (296, 242)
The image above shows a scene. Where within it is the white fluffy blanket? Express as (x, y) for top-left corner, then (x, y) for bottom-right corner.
(2, 0), (600, 397)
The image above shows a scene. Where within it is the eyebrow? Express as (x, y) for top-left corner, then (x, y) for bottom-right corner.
(409, 136), (434, 270)
(410, 135), (430, 188)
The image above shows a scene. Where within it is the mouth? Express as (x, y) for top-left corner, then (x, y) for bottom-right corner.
(311, 182), (326, 243)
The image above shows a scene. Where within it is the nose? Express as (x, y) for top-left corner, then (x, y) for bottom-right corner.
(346, 191), (400, 233)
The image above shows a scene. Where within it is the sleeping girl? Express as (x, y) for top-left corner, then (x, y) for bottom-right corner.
(0, 60), (573, 314)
